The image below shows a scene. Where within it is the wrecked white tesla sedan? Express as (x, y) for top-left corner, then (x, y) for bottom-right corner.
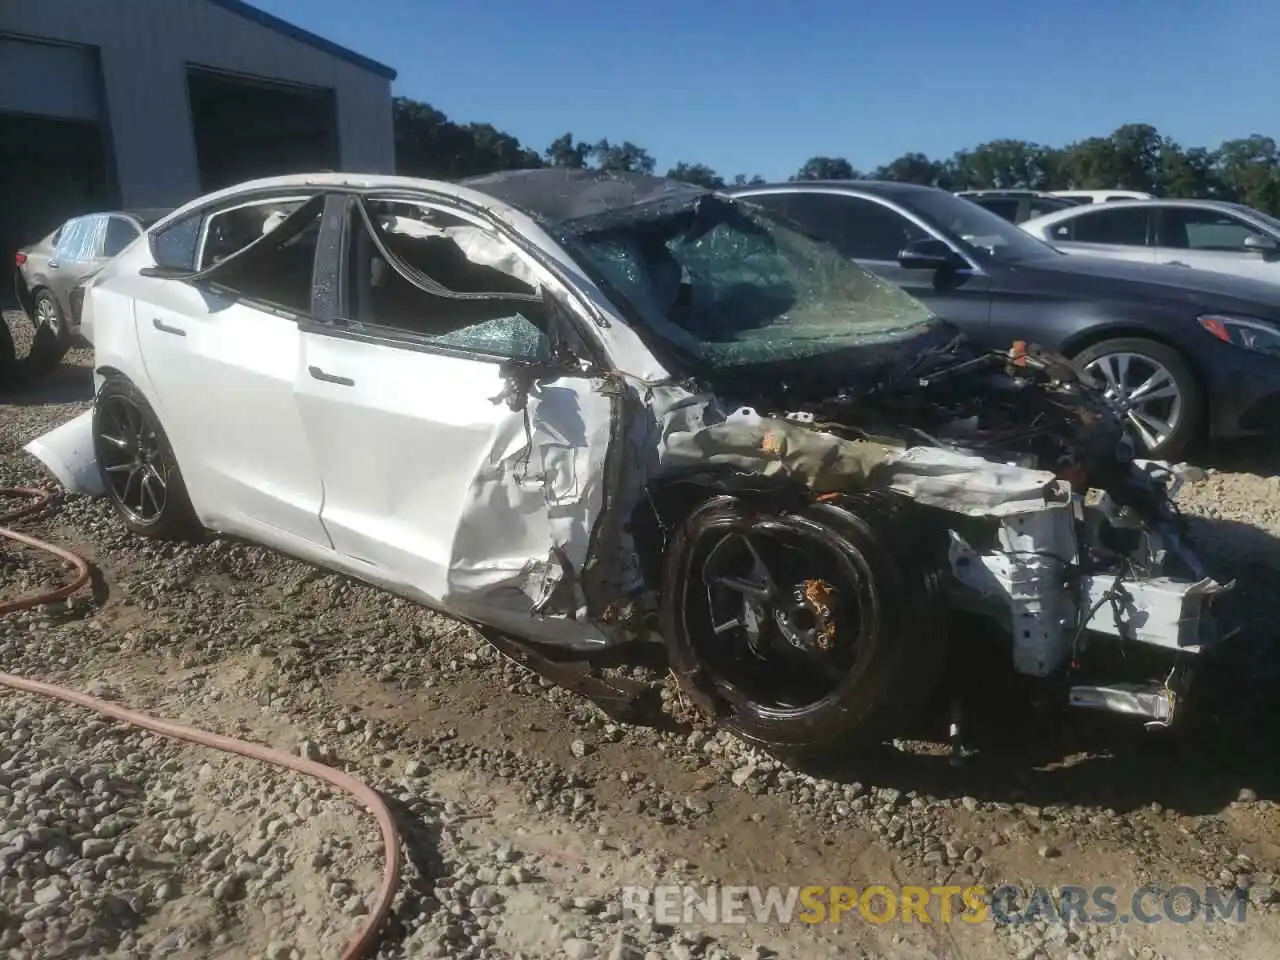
(26, 169), (1234, 756)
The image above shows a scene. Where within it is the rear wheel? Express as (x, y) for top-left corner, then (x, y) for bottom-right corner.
(660, 492), (950, 758)
(23, 289), (73, 376)
(1073, 337), (1202, 461)
(93, 376), (200, 540)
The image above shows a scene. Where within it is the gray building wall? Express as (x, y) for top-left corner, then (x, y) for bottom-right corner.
(0, 0), (395, 207)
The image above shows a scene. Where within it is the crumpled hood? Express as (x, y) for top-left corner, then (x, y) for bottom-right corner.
(1011, 253), (1280, 317)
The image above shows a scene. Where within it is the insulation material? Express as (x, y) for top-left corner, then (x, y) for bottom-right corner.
(380, 215), (544, 292)
(882, 446), (1063, 517)
(657, 405), (898, 492)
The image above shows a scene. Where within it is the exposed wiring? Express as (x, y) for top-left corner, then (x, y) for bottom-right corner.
(0, 487), (401, 960)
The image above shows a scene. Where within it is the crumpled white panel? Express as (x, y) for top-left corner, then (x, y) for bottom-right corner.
(23, 410), (104, 496)
(883, 446), (1062, 516)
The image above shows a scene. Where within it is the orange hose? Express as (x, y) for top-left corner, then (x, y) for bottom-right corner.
(0, 487), (401, 959)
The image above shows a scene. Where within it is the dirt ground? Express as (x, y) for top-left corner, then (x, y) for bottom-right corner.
(3, 328), (1280, 960)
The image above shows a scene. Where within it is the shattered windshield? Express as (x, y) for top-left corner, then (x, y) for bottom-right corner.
(559, 196), (937, 368)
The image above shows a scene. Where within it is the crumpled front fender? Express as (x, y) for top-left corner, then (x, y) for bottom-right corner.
(23, 409), (104, 496)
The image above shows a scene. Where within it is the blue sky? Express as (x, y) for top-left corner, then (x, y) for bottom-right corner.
(250, 0), (1275, 182)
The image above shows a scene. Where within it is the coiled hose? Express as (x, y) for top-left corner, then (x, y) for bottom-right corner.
(0, 487), (400, 959)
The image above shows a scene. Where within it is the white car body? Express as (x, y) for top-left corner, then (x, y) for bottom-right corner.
(25, 171), (1229, 734)
(1022, 199), (1280, 285)
(1049, 190), (1155, 204)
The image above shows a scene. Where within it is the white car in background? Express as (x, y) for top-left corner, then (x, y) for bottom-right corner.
(1050, 190), (1155, 204)
(1021, 198), (1280, 284)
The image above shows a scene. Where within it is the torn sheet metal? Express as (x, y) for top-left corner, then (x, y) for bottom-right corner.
(23, 410), (104, 497)
(444, 374), (616, 648)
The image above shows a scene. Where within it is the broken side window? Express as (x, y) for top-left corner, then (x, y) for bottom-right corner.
(346, 198), (551, 361)
(197, 196), (323, 315)
(151, 215), (201, 271)
(198, 197), (310, 268)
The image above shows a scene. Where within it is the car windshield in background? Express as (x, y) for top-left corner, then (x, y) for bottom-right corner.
(912, 190), (1059, 263)
(1228, 203), (1280, 236)
(560, 196), (937, 368)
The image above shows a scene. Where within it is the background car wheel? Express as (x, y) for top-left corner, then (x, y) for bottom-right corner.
(660, 492), (950, 758)
(25, 289), (72, 376)
(93, 376), (200, 540)
(1072, 337), (1202, 461)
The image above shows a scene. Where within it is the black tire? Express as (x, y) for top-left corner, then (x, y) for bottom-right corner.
(660, 491), (950, 758)
(93, 376), (200, 540)
(1071, 337), (1202, 461)
(25, 288), (72, 377)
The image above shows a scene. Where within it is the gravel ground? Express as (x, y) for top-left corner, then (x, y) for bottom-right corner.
(4, 319), (1280, 960)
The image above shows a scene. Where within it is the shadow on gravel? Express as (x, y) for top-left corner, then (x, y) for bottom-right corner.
(375, 793), (447, 954)
(1191, 437), (1280, 478)
(0, 359), (93, 407)
(791, 513), (1280, 817)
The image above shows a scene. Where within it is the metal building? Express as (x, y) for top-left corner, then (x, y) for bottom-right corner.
(0, 0), (397, 264)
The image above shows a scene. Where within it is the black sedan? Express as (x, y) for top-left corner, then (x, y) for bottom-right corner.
(727, 180), (1280, 459)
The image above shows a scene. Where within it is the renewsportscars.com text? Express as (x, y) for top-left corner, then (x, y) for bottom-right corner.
(620, 884), (1249, 926)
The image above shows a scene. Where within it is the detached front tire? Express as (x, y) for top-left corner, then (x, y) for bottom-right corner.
(660, 492), (950, 758)
(93, 376), (200, 540)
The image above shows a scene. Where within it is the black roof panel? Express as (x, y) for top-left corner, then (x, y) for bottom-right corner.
(462, 169), (710, 226)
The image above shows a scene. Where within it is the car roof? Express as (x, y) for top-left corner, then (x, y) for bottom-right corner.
(727, 179), (946, 200)
(148, 170), (715, 233)
(957, 189), (1055, 198)
(460, 168), (709, 224)
(122, 208), (174, 228)
(1020, 196), (1252, 229)
(1051, 189), (1153, 197)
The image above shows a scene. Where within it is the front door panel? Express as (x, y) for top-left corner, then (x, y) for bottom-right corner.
(295, 329), (615, 645)
(133, 279), (328, 544)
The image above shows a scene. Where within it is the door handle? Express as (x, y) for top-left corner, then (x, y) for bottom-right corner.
(309, 365), (354, 386)
(152, 317), (187, 336)
(1164, 260), (1189, 267)
(48, 260), (59, 269)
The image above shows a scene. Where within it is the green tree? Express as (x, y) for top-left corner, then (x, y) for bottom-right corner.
(948, 140), (1055, 190)
(733, 174), (767, 186)
(590, 139), (656, 174)
(793, 157), (857, 180)
(872, 152), (946, 187)
(1216, 135), (1280, 212)
(1160, 143), (1223, 199)
(393, 97), (541, 179)
(545, 132), (591, 169)
(666, 162), (725, 189)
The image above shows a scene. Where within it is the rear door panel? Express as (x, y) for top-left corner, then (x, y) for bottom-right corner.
(132, 196), (330, 546)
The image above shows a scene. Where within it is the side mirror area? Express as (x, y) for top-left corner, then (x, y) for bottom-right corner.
(1243, 233), (1278, 253)
(140, 264), (201, 281)
(898, 238), (967, 271)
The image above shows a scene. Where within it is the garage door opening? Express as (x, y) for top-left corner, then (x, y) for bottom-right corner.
(0, 112), (109, 287)
(186, 66), (339, 194)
